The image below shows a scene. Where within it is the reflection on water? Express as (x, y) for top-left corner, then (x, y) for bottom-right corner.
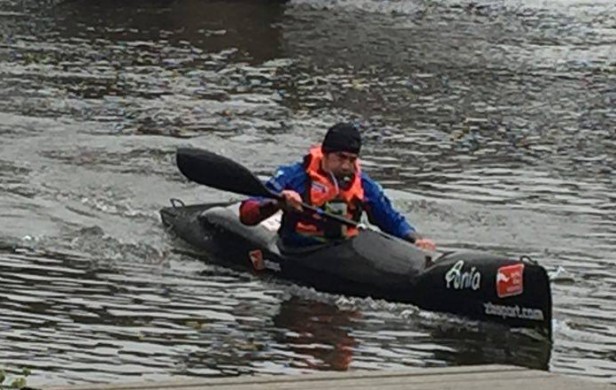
(0, 0), (289, 136)
(52, 0), (286, 63)
(273, 296), (359, 371)
(0, 0), (614, 385)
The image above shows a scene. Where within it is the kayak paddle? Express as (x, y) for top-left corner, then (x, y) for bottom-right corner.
(176, 147), (363, 229)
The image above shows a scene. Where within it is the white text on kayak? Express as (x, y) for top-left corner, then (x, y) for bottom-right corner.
(445, 260), (481, 290)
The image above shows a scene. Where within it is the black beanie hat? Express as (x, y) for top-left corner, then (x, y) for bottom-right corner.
(321, 122), (361, 154)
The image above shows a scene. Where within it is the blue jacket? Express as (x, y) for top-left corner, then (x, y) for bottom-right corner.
(261, 161), (416, 246)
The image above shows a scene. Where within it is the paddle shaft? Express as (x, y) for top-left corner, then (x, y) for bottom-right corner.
(176, 148), (436, 253)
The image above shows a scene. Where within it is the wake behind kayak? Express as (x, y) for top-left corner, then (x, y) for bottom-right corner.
(161, 200), (552, 337)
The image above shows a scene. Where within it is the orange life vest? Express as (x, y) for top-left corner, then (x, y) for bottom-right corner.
(293, 146), (364, 239)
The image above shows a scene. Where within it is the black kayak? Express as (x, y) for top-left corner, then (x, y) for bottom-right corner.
(161, 199), (552, 337)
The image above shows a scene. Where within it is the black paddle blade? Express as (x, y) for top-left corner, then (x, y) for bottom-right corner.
(176, 147), (275, 199)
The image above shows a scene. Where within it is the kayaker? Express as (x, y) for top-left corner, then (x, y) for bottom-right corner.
(239, 122), (436, 251)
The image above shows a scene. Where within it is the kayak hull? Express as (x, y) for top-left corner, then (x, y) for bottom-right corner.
(161, 200), (552, 337)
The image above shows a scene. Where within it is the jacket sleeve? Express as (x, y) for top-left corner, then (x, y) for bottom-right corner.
(239, 162), (305, 225)
(361, 174), (416, 239)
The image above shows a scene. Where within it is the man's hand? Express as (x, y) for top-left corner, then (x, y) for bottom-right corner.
(279, 190), (303, 212)
(406, 232), (437, 252)
(415, 238), (436, 252)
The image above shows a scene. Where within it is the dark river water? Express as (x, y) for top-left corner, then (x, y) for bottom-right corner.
(0, 0), (614, 386)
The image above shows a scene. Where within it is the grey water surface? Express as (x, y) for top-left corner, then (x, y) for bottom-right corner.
(0, 0), (614, 386)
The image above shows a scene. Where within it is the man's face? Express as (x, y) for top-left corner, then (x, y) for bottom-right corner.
(322, 151), (358, 180)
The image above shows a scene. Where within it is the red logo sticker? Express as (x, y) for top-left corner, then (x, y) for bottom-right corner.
(496, 263), (524, 298)
(249, 250), (265, 271)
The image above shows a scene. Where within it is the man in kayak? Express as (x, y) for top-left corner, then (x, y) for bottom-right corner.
(239, 122), (436, 251)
